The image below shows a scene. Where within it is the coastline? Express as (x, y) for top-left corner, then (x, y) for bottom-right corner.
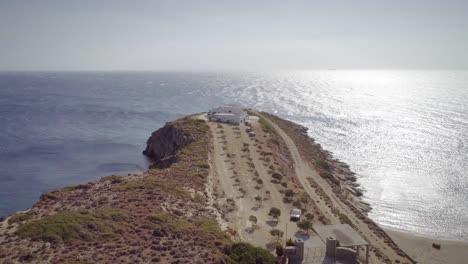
(1, 111), (467, 263)
(263, 112), (468, 263)
(306, 122), (468, 263)
(298, 117), (468, 262)
(384, 227), (468, 264)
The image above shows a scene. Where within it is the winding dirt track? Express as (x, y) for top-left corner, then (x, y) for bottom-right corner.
(258, 113), (413, 264)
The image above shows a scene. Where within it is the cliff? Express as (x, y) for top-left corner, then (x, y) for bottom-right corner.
(0, 111), (416, 264)
(0, 116), (275, 264)
(143, 121), (194, 168)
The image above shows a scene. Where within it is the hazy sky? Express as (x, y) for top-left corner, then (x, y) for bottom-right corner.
(1, 0), (467, 71)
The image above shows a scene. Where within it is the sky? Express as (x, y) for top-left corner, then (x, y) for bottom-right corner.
(0, 0), (467, 71)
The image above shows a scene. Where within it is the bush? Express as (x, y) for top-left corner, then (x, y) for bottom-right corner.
(195, 161), (210, 169)
(256, 179), (263, 184)
(272, 172), (283, 181)
(305, 213), (314, 220)
(225, 242), (276, 264)
(270, 229), (284, 237)
(316, 159), (331, 171)
(8, 212), (33, 224)
(292, 200), (302, 208)
(319, 171), (339, 185)
(249, 215), (258, 225)
(338, 213), (353, 227)
(297, 219), (312, 233)
(284, 189), (294, 197)
(15, 209), (130, 243)
(286, 238), (295, 246)
(40, 192), (59, 201)
(268, 207), (281, 219)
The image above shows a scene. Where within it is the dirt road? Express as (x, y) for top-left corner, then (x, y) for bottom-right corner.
(207, 118), (300, 249)
(258, 113), (414, 264)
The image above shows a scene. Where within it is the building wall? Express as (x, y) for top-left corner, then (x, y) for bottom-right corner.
(212, 113), (241, 124)
(209, 106), (243, 115)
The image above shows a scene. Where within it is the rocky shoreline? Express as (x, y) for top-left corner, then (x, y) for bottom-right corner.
(297, 125), (370, 209)
(262, 113), (369, 211)
(0, 110), (454, 264)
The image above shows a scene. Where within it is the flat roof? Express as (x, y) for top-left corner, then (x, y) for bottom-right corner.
(212, 113), (238, 116)
(314, 224), (368, 247)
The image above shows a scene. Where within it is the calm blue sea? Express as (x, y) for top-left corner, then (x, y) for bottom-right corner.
(0, 71), (467, 240)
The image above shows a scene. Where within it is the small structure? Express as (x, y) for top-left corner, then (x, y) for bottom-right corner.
(314, 224), (369, 264)
(208, 105), (247, 125)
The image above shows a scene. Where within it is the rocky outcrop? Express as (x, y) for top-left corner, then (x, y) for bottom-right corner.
(143, 122), (194, 168)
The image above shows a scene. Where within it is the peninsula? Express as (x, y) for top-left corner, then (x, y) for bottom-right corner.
(0, 108), (463, 263)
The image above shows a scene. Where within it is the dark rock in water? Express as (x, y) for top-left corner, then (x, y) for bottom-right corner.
(143, 122), (194, 168)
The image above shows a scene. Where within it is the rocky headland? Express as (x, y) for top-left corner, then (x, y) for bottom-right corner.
(0, 116), (274, 263)
(0, 111), (420, 264)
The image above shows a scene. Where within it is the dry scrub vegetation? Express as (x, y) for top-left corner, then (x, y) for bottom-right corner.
(0, 117), (274, 264)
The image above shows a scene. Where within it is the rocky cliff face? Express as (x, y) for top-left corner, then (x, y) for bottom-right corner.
(143, 122), (194, 168)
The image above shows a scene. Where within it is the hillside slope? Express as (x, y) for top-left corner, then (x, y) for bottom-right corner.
(0, 117), (275, 264)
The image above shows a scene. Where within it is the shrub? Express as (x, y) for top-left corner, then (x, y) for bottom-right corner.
(63, 183), (93, 191)
(102, 175), (125, 184)
(249, 215), (258, 226)
(297, 219), (312, 233)
(15, 209), (130, 243)
(292, 200), (302, 208)
(286, 238), (295, 246)
(258, 117), (275, 135)
(338, 213), (353, 227)
(40, 192), (59, 201)
(272, 172), (283, 181)
(284, 189), (294, 197)
(225, 242), (276, 264)
(195, 161), (210, 169)
(268, 207), (281, 219)
(316, 159), (331, 171)
(8, 212), (33, 224)
(270, 229), (284, 242)
(256, 179), (263, 184)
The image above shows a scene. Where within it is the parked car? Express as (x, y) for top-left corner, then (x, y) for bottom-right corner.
(290, 208), (302, 221)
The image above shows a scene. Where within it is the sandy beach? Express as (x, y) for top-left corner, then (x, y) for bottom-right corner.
(385, 228), (468, 264)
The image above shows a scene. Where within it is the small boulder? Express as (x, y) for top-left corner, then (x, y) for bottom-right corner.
(432, 243), (441, 250)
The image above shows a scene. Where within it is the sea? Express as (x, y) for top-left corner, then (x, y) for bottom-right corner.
(0, 71), (467, 241)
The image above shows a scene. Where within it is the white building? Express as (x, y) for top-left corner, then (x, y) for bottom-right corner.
(208, 105), (246, 125)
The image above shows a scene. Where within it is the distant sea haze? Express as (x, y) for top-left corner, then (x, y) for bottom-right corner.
(0, 70), (467, 241)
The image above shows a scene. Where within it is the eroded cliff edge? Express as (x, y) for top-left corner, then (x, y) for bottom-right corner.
(143, 121), (194, 169)
(0, 117), (275, 264)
